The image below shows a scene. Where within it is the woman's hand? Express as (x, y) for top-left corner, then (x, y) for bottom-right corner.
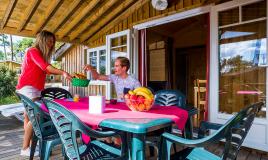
(63, 72), (73, 81)
(83, 64), (93, 71)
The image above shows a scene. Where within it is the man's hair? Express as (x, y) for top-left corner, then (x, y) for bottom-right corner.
(116, 57), (130, 71)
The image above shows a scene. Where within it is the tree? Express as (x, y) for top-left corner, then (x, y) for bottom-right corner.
(220, 55), (252, 73)
(14, 38), (34, 62)
(9, 35), (14, 61)
(0, 34), (10, 60)
(55, 42), (64, 50)
(0, 66), (17, 98)
(0, 50), (4, 60)
(51, 60), (61, 69)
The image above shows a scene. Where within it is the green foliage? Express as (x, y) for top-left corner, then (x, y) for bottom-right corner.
(14, 38), (34, 59)
(0, 50), (4, 60)
(55, 42), (64, 50)
(0, 66), (17, 98)
(51, 61), (61, 69)
(0, 95), (19, 105)
(0, 34), (10, 46)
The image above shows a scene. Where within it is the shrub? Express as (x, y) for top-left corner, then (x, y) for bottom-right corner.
(0, 66), (17, 98)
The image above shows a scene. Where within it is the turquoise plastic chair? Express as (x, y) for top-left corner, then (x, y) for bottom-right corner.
(148, 90), (198, 156)
(155, 89), (198, 138)
(41, 87), (72, 100)
(43, 99), (128, 160)
(16, 92), (62, 160)
(159, 102), (263, 160)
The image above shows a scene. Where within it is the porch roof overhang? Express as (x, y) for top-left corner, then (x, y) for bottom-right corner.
(0, 0), (150, 46)
(0, 0), (228, 47)
(53, 43), (73, 61)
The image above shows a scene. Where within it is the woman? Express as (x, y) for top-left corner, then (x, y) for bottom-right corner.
(16, 30), (72, 156)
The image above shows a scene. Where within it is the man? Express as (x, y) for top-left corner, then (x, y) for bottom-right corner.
(84, 56), (141, 101)
(84, 57), (141, 146)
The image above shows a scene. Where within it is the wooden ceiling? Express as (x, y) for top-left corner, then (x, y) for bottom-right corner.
(0, 0), (140, 45)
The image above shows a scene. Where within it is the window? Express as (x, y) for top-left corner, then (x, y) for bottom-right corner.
(218, 0), (267, 117)
(87, 30), (132, 100)
(87, 46), (107, 79)
(107, 30), (131, 99)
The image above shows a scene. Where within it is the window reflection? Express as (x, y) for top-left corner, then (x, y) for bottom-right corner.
(110, 35), (128, 74)
(110, 34), (128, 98)
(89, 51), (97, 69)
(99, 50), (106, 75)
(218, 20), (266, 117)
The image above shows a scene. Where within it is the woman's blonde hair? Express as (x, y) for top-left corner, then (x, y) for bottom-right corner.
(33, 30), (55, 62)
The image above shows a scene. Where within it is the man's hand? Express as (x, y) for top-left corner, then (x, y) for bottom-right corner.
(83, 65), (93, 71)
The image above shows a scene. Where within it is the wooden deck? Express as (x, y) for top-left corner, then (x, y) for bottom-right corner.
(0, 114), (268, 160)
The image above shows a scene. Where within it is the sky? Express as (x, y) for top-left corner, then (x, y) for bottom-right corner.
(0, 35), (25, 52)
(12, 35), (24, 42)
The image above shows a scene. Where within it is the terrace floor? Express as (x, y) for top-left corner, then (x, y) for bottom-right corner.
(0, 114), (268, 160)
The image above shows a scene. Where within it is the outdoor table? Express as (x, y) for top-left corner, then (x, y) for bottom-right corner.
(41, 97), (188, 160)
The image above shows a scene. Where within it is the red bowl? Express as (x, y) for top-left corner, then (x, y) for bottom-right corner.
(125, 98), (154, 111)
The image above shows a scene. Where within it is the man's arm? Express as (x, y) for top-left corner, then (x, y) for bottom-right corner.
(84, 65), (109, 81)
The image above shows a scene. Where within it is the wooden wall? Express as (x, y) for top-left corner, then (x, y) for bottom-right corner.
(61, 45), (106, 97)
(148, 41), (167, 81)
(88, 0), (210, 48)
(0, 61), (21, 72)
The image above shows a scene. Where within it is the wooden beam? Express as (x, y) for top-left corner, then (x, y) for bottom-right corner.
(58, 0), (100, 39)
(17, 0), (41, 32)
(33, 0), (64, 34)
(52, 0), (83, 33)
(80, 0), (136, 42)
(1, 0), (18, 29)
(0, 26), (34, 38)
(69, 0), (119, 41)
(84, 0), (149, 44)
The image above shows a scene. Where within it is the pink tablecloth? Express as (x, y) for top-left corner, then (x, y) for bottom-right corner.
(41, 97), (188, 131)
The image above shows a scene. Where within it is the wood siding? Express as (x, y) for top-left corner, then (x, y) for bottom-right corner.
(0, 61), (21, 72)
(61, 45), (106, 97)
(87, 0), (211, 47)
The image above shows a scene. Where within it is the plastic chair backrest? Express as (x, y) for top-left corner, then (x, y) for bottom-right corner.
(221, 102), (263, 160)
(43, 99), (109, 160)
(41, 87), (72, 100)
(200, 102), (262, 160)
(16, 92), (46, 139)
(155, 89), (186, 108)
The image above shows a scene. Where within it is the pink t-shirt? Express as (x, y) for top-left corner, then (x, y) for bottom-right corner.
(16, 47), (50, 91)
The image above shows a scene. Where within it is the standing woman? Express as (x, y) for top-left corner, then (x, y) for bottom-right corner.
(16, 30), (72, 156)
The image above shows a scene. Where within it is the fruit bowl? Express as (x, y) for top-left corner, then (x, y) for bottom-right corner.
(72, 78), (90, 87)
(125, 97), (154, 112)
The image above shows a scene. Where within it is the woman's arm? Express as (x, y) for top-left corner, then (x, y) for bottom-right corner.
(46, 65), (72, 81)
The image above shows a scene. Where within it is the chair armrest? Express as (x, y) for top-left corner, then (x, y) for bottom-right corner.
(78, 123), (119, 139)
(182, 105), (198, 116)
(198, 121), (223, 138)
(162, 132), (217, 148)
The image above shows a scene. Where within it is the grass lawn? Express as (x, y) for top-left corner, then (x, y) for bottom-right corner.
(0, 95), (20, 105)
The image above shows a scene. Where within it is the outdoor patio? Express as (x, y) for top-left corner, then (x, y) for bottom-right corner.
(1, 114), (267, 160)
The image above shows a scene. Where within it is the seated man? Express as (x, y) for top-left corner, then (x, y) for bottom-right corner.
(84, 57), (141, 146)
(84, 56), (141, 101)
